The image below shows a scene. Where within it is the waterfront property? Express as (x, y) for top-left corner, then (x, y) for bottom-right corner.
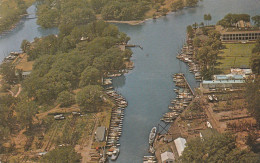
(216, 22), (260, 42)
(201, 68), (253, 90)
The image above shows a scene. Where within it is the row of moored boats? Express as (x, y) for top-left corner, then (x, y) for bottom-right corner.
(161, 73), (194, 123)
(105, 89), (128, 161)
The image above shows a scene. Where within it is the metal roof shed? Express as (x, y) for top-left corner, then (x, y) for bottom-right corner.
(161, 151), (175, 163)
(174, 137), (187, 157)
(95, 126), (106, 142)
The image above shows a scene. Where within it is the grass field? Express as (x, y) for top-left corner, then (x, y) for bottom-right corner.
(216, 43), (255, 74)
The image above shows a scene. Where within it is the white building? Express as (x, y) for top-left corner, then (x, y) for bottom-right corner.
(174, 137), (187, 157)
(161, 151), (175, 163)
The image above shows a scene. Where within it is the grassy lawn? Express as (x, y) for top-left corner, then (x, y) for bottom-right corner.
(216, 43), (255, 73)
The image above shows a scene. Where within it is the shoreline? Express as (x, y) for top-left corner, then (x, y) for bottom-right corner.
(105, 20), (146, 25)
(104, 5), (198, 26)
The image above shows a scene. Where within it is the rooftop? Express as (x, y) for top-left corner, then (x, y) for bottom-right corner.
(202, 80), (245, 84)
(216, 25), (260, 34)
(161, 151), (175, 162)
(174, 137), (187, 157)
(95, 126), (106, 142)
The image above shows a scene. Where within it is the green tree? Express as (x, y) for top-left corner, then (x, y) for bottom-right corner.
(186, 0), (199, 7)
(20, 40), (31, 53)
(186, 25), (194, 38)
(154, 4), (160, 12)
(0, 62), (17, 84)
(79, 66), (101, 87)
(171, 0), (184, 11)
(57, 91), (75, 107)
(252, 15), (260, 27)
(180, 133), (260, 163)
(245, 78), (260, 124)
(76, 85), (103, 112)
(41, 146), (81, 163)
(162, 8), (169, 16)
(16, 99), (37, 129)
(250, 53), (260, 74)
(193, 37), (201, 47)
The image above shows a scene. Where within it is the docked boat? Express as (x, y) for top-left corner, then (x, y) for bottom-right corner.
(208, 95), (213, 102)
(149, 127), (157, 145)
(111, 148), (120, 161)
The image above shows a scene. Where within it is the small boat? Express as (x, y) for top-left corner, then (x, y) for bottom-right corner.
(111, 148), (120, 161)
(212, 95), (218, 101)
(148, 145), (155, 154)
(208, 95), (213, 102)
(149, 127), (157, 145)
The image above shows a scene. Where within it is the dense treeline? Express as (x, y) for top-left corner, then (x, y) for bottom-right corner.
(216, 13), (260, 27)
(36, 0), (202, 26)
(187, 25), (222, 79)
(250, 38), (260, 74)
(0, 0), (132, 159)
(22, 20), (131, 107)
(0, 0), (32, 34)
(180, 133), (260, 162)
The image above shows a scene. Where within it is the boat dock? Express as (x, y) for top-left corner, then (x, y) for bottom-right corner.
(161, 73), (195, 123)
(176, 43), (202, 81)
(180, 73), (194, 96)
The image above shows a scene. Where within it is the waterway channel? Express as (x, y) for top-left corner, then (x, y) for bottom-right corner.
(0, 0), (259, 162)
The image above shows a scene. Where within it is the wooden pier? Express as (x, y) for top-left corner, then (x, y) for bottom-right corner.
(181, 74), (195, 96)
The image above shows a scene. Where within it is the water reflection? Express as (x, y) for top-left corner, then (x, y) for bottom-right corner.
(113, 75), (126, 89)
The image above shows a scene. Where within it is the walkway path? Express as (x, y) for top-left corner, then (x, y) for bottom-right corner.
(78, 114), (99, 163)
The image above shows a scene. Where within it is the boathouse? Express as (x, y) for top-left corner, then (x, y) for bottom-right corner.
(95, 126), (106, 142)
(161, 151), (175, 163)
(174, 137), (187, 157)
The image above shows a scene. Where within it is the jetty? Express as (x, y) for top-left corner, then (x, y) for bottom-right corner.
(119, 44), (143, 51)
(180, 74), (194, 96)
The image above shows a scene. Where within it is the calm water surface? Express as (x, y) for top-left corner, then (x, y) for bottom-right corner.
(0, 4), (58, 61)
(0, 0), (259, 162)
(113, 0), (260, 162)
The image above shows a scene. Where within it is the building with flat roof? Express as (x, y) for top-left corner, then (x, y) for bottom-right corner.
(161, 151), (175, 163)
(216, 22), (260, 42)
(95, 126), (106, 142)
(174, 137), (187, 157)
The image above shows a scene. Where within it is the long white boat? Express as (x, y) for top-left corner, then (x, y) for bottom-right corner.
(149, 127), (157, 145)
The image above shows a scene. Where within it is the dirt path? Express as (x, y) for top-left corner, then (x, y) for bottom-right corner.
(14, 84), (22, 97)
(77, 115), (99, 163)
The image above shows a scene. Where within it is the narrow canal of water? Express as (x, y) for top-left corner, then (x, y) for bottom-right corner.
(0, 0), (260, 162)
(112, 0), (260, 162)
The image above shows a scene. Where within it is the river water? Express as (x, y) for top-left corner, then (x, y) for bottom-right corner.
(0, 0), (259, 162)
(0, 4), (58, 61)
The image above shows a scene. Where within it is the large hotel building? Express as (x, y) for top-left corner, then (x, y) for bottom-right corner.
(217, 21), (260, 42)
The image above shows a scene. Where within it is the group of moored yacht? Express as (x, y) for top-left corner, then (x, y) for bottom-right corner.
(105, 89), (128, 161)
(176, 43), (202, 81)
(161, 73), (194, 123)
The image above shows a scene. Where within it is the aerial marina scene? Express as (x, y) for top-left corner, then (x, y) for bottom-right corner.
(0, 0), (260, 162)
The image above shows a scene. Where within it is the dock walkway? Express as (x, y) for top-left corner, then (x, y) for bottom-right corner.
(181, 74), (195, 96)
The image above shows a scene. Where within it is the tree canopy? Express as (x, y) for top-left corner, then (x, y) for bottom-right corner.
(180, 133), (260, 163)
(76, 85), (103, 112)
(217, 13), (250, 27)
(41, 146), (81, 163)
